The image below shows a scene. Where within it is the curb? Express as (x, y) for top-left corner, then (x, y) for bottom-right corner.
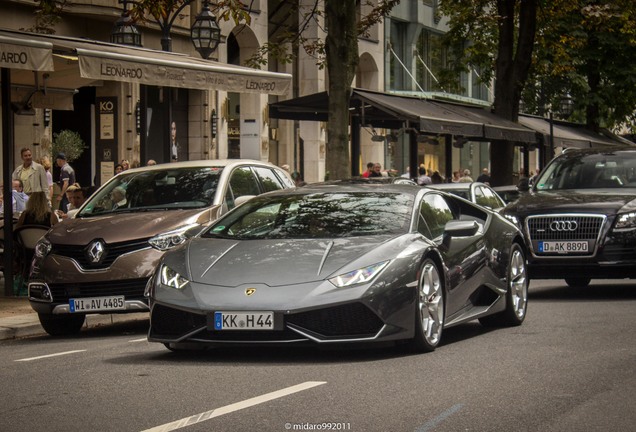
(0, 312), (149, 341)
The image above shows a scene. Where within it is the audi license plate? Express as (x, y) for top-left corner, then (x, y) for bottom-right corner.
(214, 311), (274, 330)
(538, 241), (588, 254)
(69, 296), (125, 313)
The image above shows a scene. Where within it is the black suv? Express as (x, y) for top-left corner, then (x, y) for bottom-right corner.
(502, 146), (636, 287)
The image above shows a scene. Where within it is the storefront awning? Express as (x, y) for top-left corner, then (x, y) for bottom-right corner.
(518, 115), (628, 148)
(270, 88), (537, 143)
(0, 34), (53, 71)
(0, 28), (292, 101)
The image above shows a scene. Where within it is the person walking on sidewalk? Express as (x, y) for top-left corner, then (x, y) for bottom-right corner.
(55, 153), (76, 212)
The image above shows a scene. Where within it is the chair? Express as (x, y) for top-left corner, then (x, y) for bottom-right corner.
(13, 224), (50, 284)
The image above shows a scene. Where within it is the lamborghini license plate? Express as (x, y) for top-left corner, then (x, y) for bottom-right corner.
(213, 311), (274, 330)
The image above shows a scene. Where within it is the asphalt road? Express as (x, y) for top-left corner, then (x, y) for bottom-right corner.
(1, 279), (634, 432)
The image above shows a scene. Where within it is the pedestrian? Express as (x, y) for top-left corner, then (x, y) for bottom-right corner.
(146, 159), (157, 166)
(451, 171), (461, 183)
(361, 162), (374, 178)
(369, 163), (383, 177)
(121, 159), (130, 170)
(15, 191), (56, 228)
(476, 168), (491, 184)
(55, 153), (76, 212)
(115, 164), (124, 175)
(417, 167), (432, 185)
(459, 169), (473, 183)
(12, 147), (49, 200)
(431, 171), (444, 184)
(37, 155), (54, 203)
(0, 180), (29, 214)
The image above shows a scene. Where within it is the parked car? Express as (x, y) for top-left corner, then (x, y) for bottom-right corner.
(28, 160), (295, 335)
(493, 184), (525, 204)
(427, 182), (506, 211)
(147, 181), (528, 352)
(502, 146), (636, 287)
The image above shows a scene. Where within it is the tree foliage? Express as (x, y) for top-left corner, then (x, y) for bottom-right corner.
(440, 0), (636, 133)
(528, 0), (636, 132)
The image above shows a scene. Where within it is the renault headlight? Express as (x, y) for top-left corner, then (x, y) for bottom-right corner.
(614, 212), (636, 230)
(149, 224), (200, 251)
(329, 261), (390, 288)
(34, 237), (52, 259)
(160, 265), (189, 290)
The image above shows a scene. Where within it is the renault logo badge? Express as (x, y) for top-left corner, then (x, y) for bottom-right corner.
(245, 288), (256, 296)
(87, 240), (105, 264)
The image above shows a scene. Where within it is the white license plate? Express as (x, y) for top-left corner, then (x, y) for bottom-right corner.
(69, 296), (125, 313)
(214, 311), (274, 330)
(538, 241), (588, 254)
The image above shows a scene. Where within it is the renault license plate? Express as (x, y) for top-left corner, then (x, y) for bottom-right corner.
(214, 311), (274, 330)
(538, 241), (588, 254)
(69, 296), (125, 313)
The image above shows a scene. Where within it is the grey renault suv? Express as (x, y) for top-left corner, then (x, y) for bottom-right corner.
(28, 159), (294, 335)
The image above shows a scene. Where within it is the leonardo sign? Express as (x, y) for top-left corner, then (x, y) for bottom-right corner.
(0, 35), (53, 71)
(77, 48), (291, 95)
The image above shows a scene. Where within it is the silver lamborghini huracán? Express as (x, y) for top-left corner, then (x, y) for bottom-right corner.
(146, 181), (528, 352)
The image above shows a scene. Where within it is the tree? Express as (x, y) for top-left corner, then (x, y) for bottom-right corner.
(526, 0), (636, 133)
(440, 0), (538, 186)
(440, 0), (636, 185)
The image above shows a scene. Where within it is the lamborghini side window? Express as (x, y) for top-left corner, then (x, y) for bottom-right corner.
(420, 193), (454, 239)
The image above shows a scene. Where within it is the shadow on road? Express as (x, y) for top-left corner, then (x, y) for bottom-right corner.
(104, 320), (501, 366)
(529, 281), (636, 301)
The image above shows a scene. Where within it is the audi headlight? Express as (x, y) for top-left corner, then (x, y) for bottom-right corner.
(614, 212), (636, 230)
(160, 265), (189, 290)
(329, 261), (390, 288)
(34, 238), (52, 259)
(149, 224), (200, 251)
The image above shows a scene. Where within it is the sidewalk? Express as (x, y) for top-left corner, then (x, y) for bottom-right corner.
(0, 294), (149, 341)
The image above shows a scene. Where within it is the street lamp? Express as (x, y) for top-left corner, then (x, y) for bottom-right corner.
(111, 0), (221, 58)
(191, 1), (221, 60)
(110, 3), (142, 47)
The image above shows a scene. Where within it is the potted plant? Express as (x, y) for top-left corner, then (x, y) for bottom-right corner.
(52, 130), (85, 162)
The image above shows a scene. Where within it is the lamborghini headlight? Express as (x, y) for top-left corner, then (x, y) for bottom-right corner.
(160, 265), (189, 290)
(614, 212), (636, 231)
(328, 261), (390, 288)
(149, 223), (200, 251)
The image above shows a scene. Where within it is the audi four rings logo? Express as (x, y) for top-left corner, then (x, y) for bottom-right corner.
(550, 220), (578, 231)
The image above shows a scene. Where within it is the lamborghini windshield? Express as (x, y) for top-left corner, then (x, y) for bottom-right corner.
(204, 192), (414, 239)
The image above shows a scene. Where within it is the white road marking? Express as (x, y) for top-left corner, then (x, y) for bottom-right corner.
(415, 403), (464, 432)
(129, 338), (148, 343)
(141, 381), (327, 432)
(14, 350), (87, 362)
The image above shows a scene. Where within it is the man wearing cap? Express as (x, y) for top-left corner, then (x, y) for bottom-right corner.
(12, 147), (49, 199)
(55, 153), (76, 211)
